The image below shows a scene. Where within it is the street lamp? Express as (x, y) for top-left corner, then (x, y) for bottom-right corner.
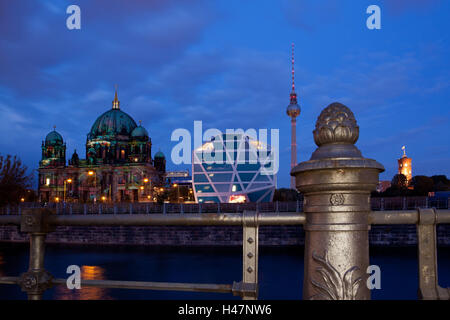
(87, 171), (97, 202)
(64, 178), (72, 203)
(173, 183), (179, 203)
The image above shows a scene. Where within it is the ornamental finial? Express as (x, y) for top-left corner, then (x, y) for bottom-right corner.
(112, 84), (120, 109)
(313, 102), (359, 147)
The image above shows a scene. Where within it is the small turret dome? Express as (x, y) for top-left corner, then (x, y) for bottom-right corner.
(131, 125), (149, 140)
(154, 150), (165, 159)
(45, 129), (63, 146)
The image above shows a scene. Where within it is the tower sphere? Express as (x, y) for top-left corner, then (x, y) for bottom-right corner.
(313, 102), (359, 147)
(287, 102), (301, 118)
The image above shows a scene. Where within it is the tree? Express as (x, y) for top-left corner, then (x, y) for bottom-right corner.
(391, 174), (408, 189)
(273, 188), (302, 202)
(0, 155), (33, 206)
(431, 175), (450, 191)
(411, 176), (434, 196)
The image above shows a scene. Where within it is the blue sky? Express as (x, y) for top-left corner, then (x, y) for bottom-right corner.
(0, 0), (449, 188)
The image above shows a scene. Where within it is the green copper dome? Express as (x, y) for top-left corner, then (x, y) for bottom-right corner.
(45, 130), (63, 146)
(88, 109), (137, 140)
(131, 125), (149, 140)
(154, 150), (165, 159)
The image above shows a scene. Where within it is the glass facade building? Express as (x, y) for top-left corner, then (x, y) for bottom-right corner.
(192, 133), (276, 203)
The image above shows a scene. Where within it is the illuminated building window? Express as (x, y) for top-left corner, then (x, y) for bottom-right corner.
(46, 178), (50, 186)
(229, 195), (246, 203)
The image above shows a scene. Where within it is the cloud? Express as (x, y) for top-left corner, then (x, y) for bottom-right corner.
(280, 0), (343, 31)
(381, 0), (442, 15)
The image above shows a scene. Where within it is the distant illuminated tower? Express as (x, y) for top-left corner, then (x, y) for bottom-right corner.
(286, 43), (301, 189)
(398, 146), (412, 182)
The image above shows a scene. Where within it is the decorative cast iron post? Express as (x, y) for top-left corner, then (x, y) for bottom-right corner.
(291, 102), (384, 300)
(18, 209), (54, 300)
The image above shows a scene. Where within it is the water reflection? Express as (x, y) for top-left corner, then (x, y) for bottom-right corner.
(54, 265), (111, 300)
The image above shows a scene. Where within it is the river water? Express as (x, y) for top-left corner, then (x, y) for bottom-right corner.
(0, 243), (449, 300)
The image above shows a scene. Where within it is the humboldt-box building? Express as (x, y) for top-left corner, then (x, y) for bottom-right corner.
(192, 133), (276, 203)
(38, 90), (166, 203)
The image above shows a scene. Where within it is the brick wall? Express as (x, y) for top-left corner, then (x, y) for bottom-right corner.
(0, 224), (449, 246)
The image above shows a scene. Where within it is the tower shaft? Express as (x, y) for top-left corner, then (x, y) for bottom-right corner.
(290, 118), (297, 189)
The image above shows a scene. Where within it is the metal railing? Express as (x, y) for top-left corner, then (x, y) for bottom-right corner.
(1, 196), (448, 215)
(0, 208), (449, 300)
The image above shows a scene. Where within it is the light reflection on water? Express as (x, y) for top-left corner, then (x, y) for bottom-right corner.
(54, 265), (111, 300)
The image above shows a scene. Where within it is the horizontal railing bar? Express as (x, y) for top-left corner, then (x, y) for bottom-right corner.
(437, 210), (450, 224)
(0, 216), (20, 225)
(0, 276), (233, 294)
(369, 210), (418, 225)
(0, 276), (19, 285)
(0, 210), (448, 227)
(47, 213), (305, 226)
(51, 278), (233, 293)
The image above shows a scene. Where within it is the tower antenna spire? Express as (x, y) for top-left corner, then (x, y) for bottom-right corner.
(112, 84), (120, 109)
(291, 42), (295, 93)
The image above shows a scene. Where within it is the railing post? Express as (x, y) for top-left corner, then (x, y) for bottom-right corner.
(417, 208), (450, 300)
(291, 103), (384, 300)
(83, 204), (87, 215)
(18, 208), (54, 300)
(163, 203), (166, 215)
(381, 198), (385, 211)
(403, 197), (407, 210)
(180, 203), (184, 215)
(232, 210), (258, 300)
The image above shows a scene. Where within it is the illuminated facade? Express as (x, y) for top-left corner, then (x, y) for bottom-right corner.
(192, 133), (276, 203)
(398, 146), (412, 182)
(38, 90), (166, 203)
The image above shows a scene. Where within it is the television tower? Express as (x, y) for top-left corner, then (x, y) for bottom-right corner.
(286, 43), (301, 189)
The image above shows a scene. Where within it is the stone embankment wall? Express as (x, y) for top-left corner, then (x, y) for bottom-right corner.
(0, 224), (449, 246)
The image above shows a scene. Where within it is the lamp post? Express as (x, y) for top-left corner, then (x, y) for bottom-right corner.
(63, 178), (72, 203)
(173, 183), (179, 203)
(88, 170), (97, 202)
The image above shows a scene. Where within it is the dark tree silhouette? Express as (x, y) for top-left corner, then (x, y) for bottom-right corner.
(0, 155), (33, 206)
(391, 174), (408, 189)
(273, 188), (302, 202)
(411, 176), (434, 196)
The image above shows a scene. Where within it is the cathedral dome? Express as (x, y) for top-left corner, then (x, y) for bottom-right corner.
(88, 109), (137, 140)
(131, 125), (149, 140)
(45, 129), (63, 146)
(87, 89), (138, 141)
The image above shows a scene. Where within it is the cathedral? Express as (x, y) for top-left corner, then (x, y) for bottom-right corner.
(38, 90), (166, 203)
